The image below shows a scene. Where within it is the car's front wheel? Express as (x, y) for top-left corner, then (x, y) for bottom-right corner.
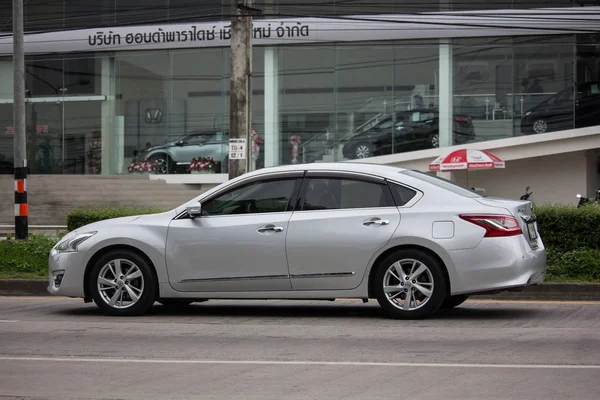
(89, 250), (157, 316)
(374, 249), (447, 319)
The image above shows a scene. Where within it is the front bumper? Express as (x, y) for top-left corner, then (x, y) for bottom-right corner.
(47, 249), (87, 298)
(448, 235), (547, 296)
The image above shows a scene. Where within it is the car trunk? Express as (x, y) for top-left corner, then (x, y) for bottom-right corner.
(475, 197), (539, 249)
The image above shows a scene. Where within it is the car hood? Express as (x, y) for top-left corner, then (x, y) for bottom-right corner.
(69, 216), (142, 235)
(147, 143), (174, 152)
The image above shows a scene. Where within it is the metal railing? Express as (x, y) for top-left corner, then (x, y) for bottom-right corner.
(0, 225), (67, 237)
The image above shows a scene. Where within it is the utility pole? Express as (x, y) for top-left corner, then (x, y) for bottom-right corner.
(13, 0), (28, 240)
(228, 0), (257, 179)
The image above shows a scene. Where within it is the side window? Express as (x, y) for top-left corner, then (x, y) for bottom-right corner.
(302, 178), (391, 211)
(202, 179), (299, 216)
(388, 182), (417, 207)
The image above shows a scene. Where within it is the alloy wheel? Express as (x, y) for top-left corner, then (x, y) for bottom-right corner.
(382, 259), (434, 311)
(154, 157), (169, 174)
(431, 134), (439, 148)
(355, 144), (371, 159)
(97, 259), (145, 310)
(533, 119), (548, 134)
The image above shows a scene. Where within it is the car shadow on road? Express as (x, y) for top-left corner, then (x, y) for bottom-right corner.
(54, 300), (550, 321)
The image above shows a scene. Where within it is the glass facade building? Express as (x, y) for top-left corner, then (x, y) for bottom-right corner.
(0, 1), (599, 175)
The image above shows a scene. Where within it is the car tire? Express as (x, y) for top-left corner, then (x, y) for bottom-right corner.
(531, 118), (549, 134)
(354, 142), (373, 159)
(374, 249), (448, 320)
(89, 250), (157, 316)
(148, 154), (174, 174)
(430, 133), (439, 148)
(440, 294), (469, 309)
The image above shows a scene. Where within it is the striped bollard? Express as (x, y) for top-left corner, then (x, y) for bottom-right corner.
(14, 161), (28, 239)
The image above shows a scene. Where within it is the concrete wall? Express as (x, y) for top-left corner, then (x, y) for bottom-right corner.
(449, 151), (587, 205)
(0, 175), (218, 226)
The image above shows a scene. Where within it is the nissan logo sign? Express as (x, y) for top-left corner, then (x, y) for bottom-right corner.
(144, 108), (163, 124)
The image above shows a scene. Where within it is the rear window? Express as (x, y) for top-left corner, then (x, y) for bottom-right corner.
(400, 170), (481, 198)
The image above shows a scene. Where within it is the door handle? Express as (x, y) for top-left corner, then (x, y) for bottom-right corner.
(362, 218), (390, 226)
(257, 224), (284, 233)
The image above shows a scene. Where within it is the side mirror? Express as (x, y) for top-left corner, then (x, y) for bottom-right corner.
(175, 140), (184, 146)
(186, 202), (202, 219)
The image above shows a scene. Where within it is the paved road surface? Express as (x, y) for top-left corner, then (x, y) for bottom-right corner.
(0, 297), (599, 400)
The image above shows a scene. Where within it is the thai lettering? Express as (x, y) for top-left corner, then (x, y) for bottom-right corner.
(86, 22), (310, 49)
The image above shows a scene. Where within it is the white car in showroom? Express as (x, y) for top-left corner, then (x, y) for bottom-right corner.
(48, 163), (546, 319)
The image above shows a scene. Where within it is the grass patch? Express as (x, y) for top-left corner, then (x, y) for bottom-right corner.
(0, 235), (59, 279)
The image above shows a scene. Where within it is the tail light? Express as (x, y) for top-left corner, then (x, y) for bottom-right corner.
(459, 214), (523, 237)
(454, 116), (469, 122)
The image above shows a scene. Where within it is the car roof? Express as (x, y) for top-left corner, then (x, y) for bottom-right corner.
(244, 162), (409, 179)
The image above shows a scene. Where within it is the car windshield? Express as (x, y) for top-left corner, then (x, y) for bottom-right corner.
(400, 169), (482, 198)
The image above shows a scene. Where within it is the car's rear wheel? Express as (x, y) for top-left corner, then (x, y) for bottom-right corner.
(354, 143), (372, 159)
(440, 294), (469, 309)
(430, 133), (440, 148)
(89, 250), (157, 316)
(374, 249), (448, 319)
(532, 119), (548, 134)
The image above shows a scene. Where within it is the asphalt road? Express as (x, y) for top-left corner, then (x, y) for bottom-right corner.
(0, 297), (599, 400)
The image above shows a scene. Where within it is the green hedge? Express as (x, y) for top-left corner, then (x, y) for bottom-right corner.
(0, 235), (58, 279)
(66, 206), (166, 231)
(546, 247), (600, 282)
(535, 203), (600, 251)
(2, 204), (600, 282)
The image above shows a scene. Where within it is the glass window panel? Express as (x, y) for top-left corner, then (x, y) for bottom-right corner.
(202, 178), (298, 215)
(279, 45), (335, 165)
(168, 0), (223, 22)
(25, 0), (64, 31)
(65, 0), (115, 29)
(302, 178), (389, 210)
(116, 0), (168, 26)
(116, 52), (170, 171)
(514, 35), (574, 135)
(453, 37), (515, 142)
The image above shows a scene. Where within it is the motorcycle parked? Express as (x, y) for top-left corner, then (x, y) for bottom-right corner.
(576, 188), (600, 207)
(520, 186), (533, 201)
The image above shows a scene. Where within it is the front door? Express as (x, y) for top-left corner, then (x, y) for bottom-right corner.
(285, 173), (401, 291)
(166, 174), (303, 292)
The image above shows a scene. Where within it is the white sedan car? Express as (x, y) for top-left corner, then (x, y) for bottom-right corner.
(48, 163), (546, 319)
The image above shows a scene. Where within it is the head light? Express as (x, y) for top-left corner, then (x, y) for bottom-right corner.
(525, 111), (532, 117)
(56, 232), (96, 253)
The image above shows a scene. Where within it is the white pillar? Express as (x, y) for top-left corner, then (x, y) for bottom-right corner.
(264, 47), (280, 167)
(439, 39), (453, 148)
(100, 56), (117, 174)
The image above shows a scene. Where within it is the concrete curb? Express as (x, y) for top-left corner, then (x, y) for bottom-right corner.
(1, 279), (599, 301)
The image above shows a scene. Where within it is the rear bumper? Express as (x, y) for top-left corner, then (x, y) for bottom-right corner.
(447, 235), (547, 296)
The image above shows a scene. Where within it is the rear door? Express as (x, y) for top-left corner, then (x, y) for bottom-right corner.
(285, 171), (401, 291)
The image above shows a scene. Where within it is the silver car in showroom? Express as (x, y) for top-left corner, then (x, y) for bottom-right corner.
(48, 163), (546, 319)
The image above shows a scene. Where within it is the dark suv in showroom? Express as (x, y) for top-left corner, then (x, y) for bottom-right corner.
(520, 81), (600, 135)
(341, 109), (476, 159)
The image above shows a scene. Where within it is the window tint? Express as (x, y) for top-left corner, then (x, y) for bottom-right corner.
(401, 170), (481, 198)
(202, 179), (298, 216)
(302, 178), (390, 211)
(389, 182), (418, 206)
